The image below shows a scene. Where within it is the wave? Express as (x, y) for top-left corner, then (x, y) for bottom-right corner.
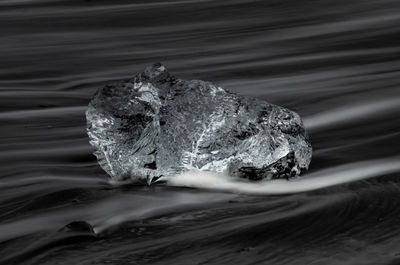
(303, 98), (400, 131)
(167, 157), (400, 194)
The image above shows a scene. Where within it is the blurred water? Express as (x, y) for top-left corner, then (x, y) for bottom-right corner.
(0, 0), (400, 264)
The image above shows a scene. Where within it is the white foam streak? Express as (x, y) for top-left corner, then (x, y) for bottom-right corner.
(168, 157), (400, 194)
(303, 98), (400, 130)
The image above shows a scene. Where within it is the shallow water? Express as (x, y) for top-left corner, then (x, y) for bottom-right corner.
(1, 0), (400, 264)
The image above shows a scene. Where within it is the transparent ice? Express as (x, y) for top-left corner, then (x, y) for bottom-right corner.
(86, 63), (312, 183)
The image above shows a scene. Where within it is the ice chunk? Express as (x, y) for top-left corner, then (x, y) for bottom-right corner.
(86, 63), (312, 183)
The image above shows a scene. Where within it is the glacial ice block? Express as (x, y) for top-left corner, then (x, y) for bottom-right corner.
(86, 63), (312, 183)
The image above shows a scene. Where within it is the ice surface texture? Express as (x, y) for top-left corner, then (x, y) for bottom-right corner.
(86, 64), (312, 183)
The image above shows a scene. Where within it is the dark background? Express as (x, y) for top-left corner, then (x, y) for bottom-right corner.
(0, 0), (400, 264)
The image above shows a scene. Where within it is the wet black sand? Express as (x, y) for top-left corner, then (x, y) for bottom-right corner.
(0, 1), (400, 264)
